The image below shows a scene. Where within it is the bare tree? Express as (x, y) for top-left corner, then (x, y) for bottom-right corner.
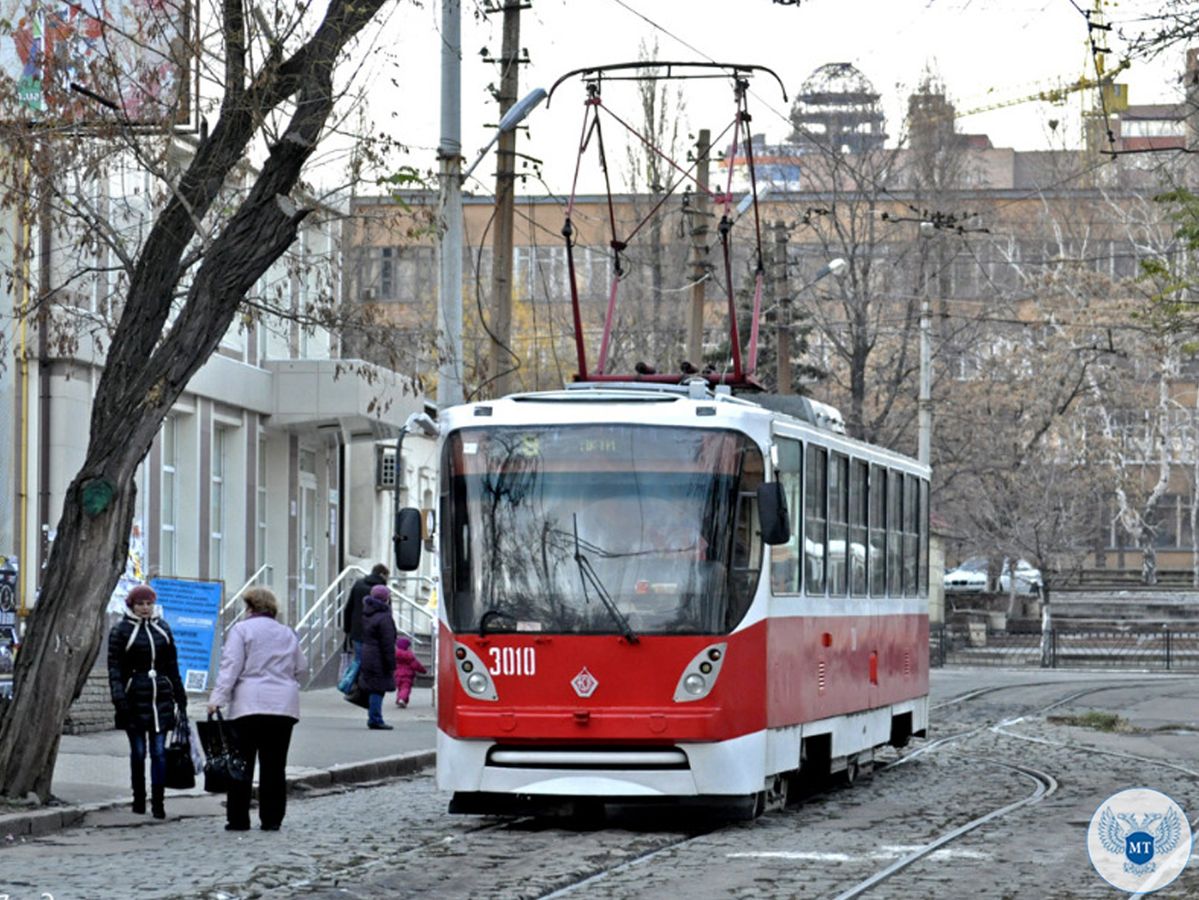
(0, 0), (399, 800)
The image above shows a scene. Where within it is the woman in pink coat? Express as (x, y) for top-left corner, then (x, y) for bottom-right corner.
(207, 587), (306, 831)
(393, 637), (427, 708)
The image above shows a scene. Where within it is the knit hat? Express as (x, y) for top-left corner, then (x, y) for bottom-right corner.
(396, 637), (411, 650)
(126, 584), (156, 608)
(369, 585), (391, 601)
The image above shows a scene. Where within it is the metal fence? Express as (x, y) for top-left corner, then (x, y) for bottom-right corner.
(930, 624), (1199, 671)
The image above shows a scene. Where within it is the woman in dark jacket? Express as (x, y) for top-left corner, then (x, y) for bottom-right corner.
(107, 583), (187, 818)
(359, 584), (397, 730)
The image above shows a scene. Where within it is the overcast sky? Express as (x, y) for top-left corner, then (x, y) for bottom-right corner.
(366, 0), (1183, 195)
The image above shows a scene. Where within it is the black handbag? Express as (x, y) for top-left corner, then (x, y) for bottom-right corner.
(196, 710), (250, 793)
(343, 680), (370, 709)
(164, 719), (196, 790)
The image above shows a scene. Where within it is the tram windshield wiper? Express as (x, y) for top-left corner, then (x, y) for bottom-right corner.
(572, 514), (639, 644)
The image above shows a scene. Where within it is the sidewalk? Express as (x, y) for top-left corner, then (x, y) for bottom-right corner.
(1, 686), (437, 839)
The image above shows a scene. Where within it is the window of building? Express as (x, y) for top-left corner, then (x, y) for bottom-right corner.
(258, 436), (268, 572)
(160, 416), (177, 575)
(374, 245), (434, 302)
(210, 428), (226, 578)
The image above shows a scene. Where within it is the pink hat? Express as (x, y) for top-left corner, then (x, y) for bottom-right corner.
(126, 584), (156, 608)
(369, 585), (391, 601)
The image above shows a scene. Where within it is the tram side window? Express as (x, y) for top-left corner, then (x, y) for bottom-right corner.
(887, 469), (903, 596)
(903, 474), (918, 596)
(919, 478), (929, 595)
(869, 465), (886, 597)
(828, 453), (848, 597)
(805, 446), (827, 595)
(771, 438), (803, 595)
(850, 460), (868, 596)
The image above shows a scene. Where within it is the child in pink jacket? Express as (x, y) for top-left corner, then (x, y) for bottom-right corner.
(393, 637), (427, 708)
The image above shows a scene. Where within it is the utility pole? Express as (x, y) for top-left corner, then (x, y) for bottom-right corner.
(917, 224), (934, 466)
(486, 1), (527, 398)
(772, 220), (791, 394)
(436, 0), (464, 408)
(686, 129), (710, 369)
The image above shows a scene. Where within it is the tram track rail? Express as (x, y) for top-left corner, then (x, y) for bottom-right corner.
(828, 759), (1058, 900)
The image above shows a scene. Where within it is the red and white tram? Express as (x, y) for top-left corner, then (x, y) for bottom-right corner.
(396, 381), (929, 817)
(392, 61), (930, 817)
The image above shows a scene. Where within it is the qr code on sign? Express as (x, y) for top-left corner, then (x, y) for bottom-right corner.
(185, 670), (208, 691)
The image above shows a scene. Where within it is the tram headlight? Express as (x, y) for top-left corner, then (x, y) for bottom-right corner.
(466, 671), (490, 694)
(452, 643), (499, 701)
(673, 642), (727, 702)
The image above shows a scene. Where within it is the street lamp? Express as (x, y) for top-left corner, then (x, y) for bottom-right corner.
(393, 411), (439, 572)
(436, 82), (546, 409)
(777, 256), (847, 393)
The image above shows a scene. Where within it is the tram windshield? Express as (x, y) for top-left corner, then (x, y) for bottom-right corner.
(441, 424), (764, 636)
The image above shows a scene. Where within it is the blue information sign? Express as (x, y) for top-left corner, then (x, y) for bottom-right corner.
(151, 578), (222, 692)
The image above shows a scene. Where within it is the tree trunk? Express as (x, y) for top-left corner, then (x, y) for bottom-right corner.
(0, 0), (384, 796)
(1039, 584), (1053, 668)
(1142, 539), (1158, 586)
(0, 469), (138, 798)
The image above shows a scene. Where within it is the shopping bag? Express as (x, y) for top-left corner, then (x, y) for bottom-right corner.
(164, 720), (196, 790)
(188, 721), (206, 774)
(195, 710), (250, 793)
(337, 650), (354, 681)
(343, 681), (370, 709)
(337, 657), (360, 695)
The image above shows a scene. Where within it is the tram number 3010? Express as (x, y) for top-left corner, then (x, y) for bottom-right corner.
(488, 646), (536, 676)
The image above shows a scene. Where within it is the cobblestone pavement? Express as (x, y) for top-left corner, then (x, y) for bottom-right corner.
(3, 672), (1197, 900)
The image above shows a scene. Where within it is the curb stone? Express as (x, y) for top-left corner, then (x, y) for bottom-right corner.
(0, 749), (435, 841)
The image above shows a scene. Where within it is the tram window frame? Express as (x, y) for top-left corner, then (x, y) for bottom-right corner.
(903, 474), (919, 596)
(805, 446), (827, 595)
(919, 478), (929, 596)
(887, 468), (903, 596)
(849, 459), (868, 597)
(771, 438), (803, 595)
(869, 464), (886, 597)
(828, 452), (848, 597)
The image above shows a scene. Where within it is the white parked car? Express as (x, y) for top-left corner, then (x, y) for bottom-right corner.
(943, 557), (1041, 594)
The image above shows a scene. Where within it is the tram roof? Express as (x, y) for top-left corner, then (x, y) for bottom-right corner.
(439, 381), (928, 476)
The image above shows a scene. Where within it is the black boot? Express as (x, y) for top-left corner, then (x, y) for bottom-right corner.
(132, 779), (146, 815)
(151, 784), (165, 819)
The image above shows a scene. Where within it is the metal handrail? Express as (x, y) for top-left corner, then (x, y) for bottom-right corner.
(296, 565), (368, 689)
(221, 564), (274, 631)
(289, 565), (440, 697)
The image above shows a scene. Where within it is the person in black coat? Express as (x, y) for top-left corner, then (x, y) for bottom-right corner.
(343, 563), (388, 661)
(359, 584), (397, 730)
(107, 583), (187, 818)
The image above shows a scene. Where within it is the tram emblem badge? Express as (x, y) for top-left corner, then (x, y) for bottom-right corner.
(1088, 788), (1192, 892)
(571, 667), (598, 698)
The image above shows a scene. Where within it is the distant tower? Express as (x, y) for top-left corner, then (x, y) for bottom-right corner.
(789, 63), (887, 154)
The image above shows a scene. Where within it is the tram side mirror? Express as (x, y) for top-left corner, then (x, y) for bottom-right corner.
(394, 507), (423, 571)
(756, 483), (791, 545)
